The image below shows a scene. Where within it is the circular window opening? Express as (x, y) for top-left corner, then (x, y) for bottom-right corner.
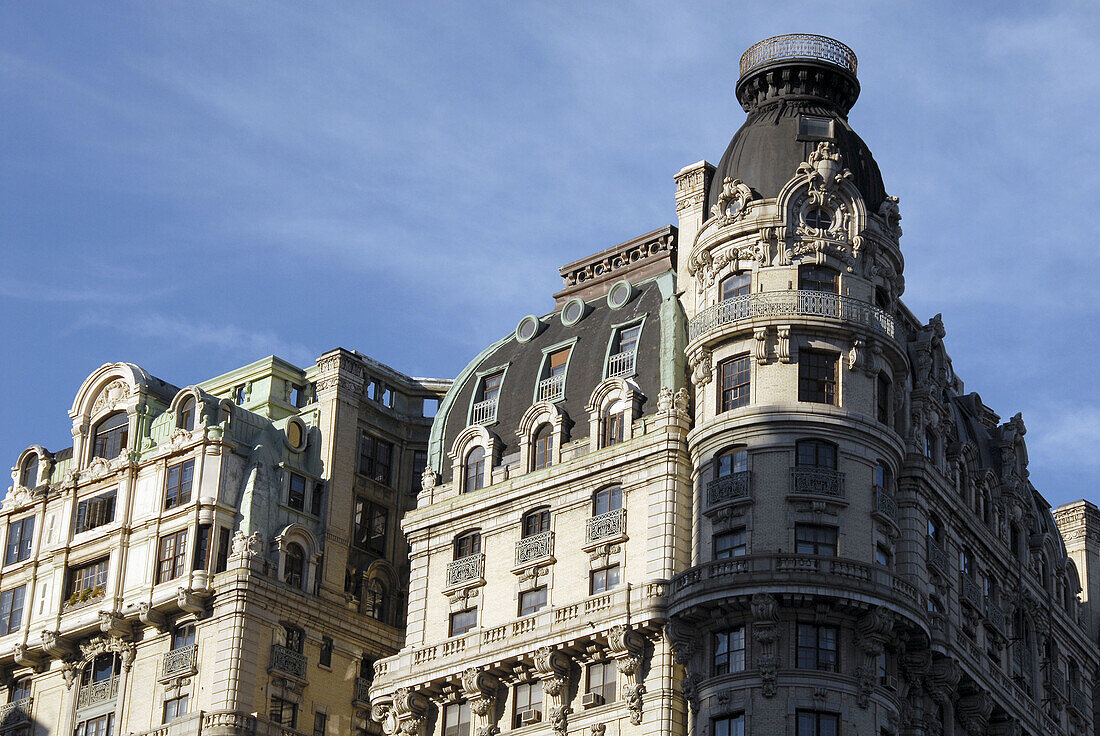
(516, 315), (542, 343)
(724, 196), (744, 218)
(607, 280), (634, 310)
(287, 420), (305, 450)
(561, 298), (587, 327)
(804, 207), (834, 230)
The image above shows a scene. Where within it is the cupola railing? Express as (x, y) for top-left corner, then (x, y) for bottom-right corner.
(688, 291), (894, 344)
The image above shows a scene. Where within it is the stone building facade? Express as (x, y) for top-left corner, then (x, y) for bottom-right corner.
(0, 351), (448, 735)
(368, 34), (1100, 736)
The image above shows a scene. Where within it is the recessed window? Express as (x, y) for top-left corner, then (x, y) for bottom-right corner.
(718, 355), (751, 412)
(798, 264), (838, 293)
(522, 508), (551, 538)
(444, 703), (472, 736)
(875, 545), (892, 568)
(171, 624), (196, 650)
(91, 411), (129, 460)
(449, 608), (478, 637)
(873, 461), (892, 490)
(156, 530), (188, 584)
(358, 432), (393, 486)
(592, 486), (622, 516)
(353, 499), (388, 556)
(513, 681), (543, 728)
(601, 400), (627, 447)
(319, 636), (334, 668)
(67, 558), (108, 601)
(590, 564), (620, 594)
(799, 115), (834, 138)
(795, 524), (838, 556)
(365, 578), (390, 623)
(313, 712), (328, 736)
(518, 587), (547, 616)
(19, 455), (38, 489)
(924, 430), (937, 461)
(797, 439), (837, 469)
(165, 459), (195, 510)
(0, 585), (26, 635)
(270, 697), (298, 729)
(288, 472), (307, 511)
(798, 351), (838, 405)
(586, 661), (617, 703)
(532, 424), (554, 470)
(284, 543), (305, 589)
(464, 446), (486, 492)
(454, 531), (481, 560)
(5, 517), (35, 566)
(310, 481), (325, 517)
(796, 710), (839, 736)
(284, 625), (305, 654)
(75, 714), (115, 736)
(714, 627), (745, 675)
(411, 451), (428, 493)
(720, 273), (751, 302)
(716, 447), (748, 479)
(714, 714), (746, 736)
(796, 624), (838, 672)
(77, 490), (116, 533)
(472, 372), (504, 424)
(803, 207), (834, 231)
(9, 677), (30, 703)
(876, 374), (891, 425)
(714, 529), (746, 559)
(163, 694), (189, 723)
(178, 397), (196, 432)
(232, 384), (247, 405)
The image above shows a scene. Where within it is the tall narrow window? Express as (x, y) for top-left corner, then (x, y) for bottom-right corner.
(178, 397), (196, 431)
(270, 697), (298, 728)
(157, 530), (188, 584)
(91, 412), (129, 460)
(171, 624), (196, 650)
(215, 527), (231, 573)
(5, 517), (35, 565)
(592, 486), (622, 516)
(608, 324), (642, 378)
(353, 499), (388, 556)
(798, 265), (837, 293)
(539, 348), (571, 402)
(876, 374), (891, 425)
(287, 473), (307, 511)
(795, 524), (838, 556)
(464, 446), (486, 492)
(522, 508), (551, 538)
(164, 459), (195, 509)
(473, 372), (504, 424)
(513, 681), (543, 728)
(796, 624), (838, 671)
(924, 430), (937, 462)
(0, 585), (26, 634)
(9, 676), (30, 703)
(193, 524), (212, 570)
(714, 627), (745, 674)
(310, 482), (325, 517)
(602, 401), (627, 447)
(19, 455), (38, 489)
(319, 636), (334, 668)
(411, 451), (428, 494)
(284, 543), (305, 589)
(533, 424), (554, 470)
(358, 432), (394, 486)
(586, 661), (617, 703)
(873, 461), (892, 490)
(720, 273), (751, 301)
(313, 713), (328, 736)
(444, 703), (472, 736)
(798, 350), (837, 405)
(284, 625), (304, 653)
(718, 355), (751, 412)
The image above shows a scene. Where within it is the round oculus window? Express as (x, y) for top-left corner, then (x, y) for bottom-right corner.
(804, 206), (834, 230)
(607, 280), (633, 310)
(287, 420), (304, 450)
(561, 298), (587, 327)
(516, 315), (542, 343)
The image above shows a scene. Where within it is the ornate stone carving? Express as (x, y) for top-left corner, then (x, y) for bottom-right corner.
(138, 602), (167, 631)
(799, 142), (852, 202)
(673, 388), (690, 417)
(91, 379), (130, 417)
(534, 647), (571, 736)
(657, 387), (674, 413)
(461, 668), (501, 736)
(98, 610), (132, 639)
(777, 326), (792, 364)
(421, 466), (438, 494)
(229, 530), (263, 560)
(688, 349), (712, 388)
(609, 625), (647, 724)
(956, 689), (993, 736)
(878, 195), (902, 237)
(750, 593), (780, 697)
(40, 630), (74, 660)
(708, 177), (754, 223)
(753, 327), (769, 364)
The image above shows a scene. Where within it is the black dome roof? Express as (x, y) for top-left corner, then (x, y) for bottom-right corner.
(707, 35), (887, 212)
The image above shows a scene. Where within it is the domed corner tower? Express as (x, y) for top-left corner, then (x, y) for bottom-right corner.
(669, 35), (914, 735)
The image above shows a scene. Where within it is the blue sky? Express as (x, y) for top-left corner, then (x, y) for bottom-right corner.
(1, 2), (1097, 508)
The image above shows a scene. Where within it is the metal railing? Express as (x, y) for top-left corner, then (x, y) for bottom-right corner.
(688, 291), (894, 343)
(960, 576), (983, 609)
(708, 471), (751, 506)
(0, 697), (31, 725)
(926, 536), (949, 574)
(515, 531), (554, 567)
(269, 644), (307, 680)
(471, 398), (498, 425)
(790, 467), (845, 498)
(606, 351), (637, 379)
(163, 644), (198, 677)
(1068, 683), (1088, 714)
(740, 34), (857, 76)
(984, 598), (1006, 634)
(586, 508), (626, 544)
(446, 553), (485, 587)
(537, 374), (565, 402)
(77, 676), (119, 710)
(354, 676), (372, 705)
(1045, 668), (1065, 698)
(873, 486), (898, 522)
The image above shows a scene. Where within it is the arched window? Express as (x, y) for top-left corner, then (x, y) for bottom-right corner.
(454, 531), (481, 559)
(464, 446), (486, 492)
(19, 455), (38, 489)
(178, 396), (196, 431)
(795, 439), (836, 469)
(91, 412), (129, 460)
(602, 400), (627, 448)
(522, 508), (551, 538)
(592, 486), (622, 516)
(533, 424), (554, 471)
(719, 273), (751, 302)
(1010, 522), (1022, 560)
(284, 543), (305, 589)
(715, 447), (747, 479)
(365, 578), (389, 623)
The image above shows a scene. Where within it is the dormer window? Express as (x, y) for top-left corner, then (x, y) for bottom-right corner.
(178, 396), (196, 432)
(602, 400), (628, 447)
(719, 273), (751, 302)
(472, 372), (503, 425)
(91, 412), (128, 460)
(532, 424), (554, 471)
(538, 348), (571, 402)
(464, 446), (486, 493)
(18, 455), (38, 489)
(607, 325), (641, 379)
(803, 207), (834, 231)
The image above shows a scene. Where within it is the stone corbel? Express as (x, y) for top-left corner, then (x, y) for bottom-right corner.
(925, 657), (960, 707)
(608, 625), (647, 725)
(688, 349), (712, 388)
(750, 593), (780, 697)
(753, 328), (769, 364)
(534, 647), (571, 736)
(138, 602), (168, 632)
(956, 688), (993, 736)
(461, 668), (502, 736)
(12, 644), (43, 672)
(377, 687), (430, 736)
(854, 608), (893, 708)
(40, 630), (74, 660)
(777, 327), (792, 364)
(177, 587), (207, 617)
(98, 610), (133, 639)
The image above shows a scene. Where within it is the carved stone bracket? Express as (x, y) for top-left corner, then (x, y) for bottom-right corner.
(461, 668), (501, 736)
(753, 328), (769, 364)
(98, 610), (133, 639)
(138, 602), (167, 632)
(777, 327), (792, 364)
(534, 647), (571, 736)
(750, 593), (780, 697)
(688, 349), (712, 388)
(925, 658), (960, 706)
(956, 688), (993, 736)
(377, 687), (430, 736)
(609, 625), (647, 725)
(40, 630), (75, 661)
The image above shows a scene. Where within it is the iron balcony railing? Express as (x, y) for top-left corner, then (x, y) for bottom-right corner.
(586, 508), (626, 544)
(688, 291), (895, 343)
(873, 486), (898, 522)
(1068, 683), (1088, 714)
(446, 553), (485, 587)
(790, 467), (845, 498)
(515, 531), (554, 567)
(354, 676), (372, 705)
(1045, 668), (1065, 699)
(537, 374), (566, 402)
(606, 351), (637, 379)
(162, 644), (198, 677)
(740, 33), (857, 76)
(960, 575), (983, 609)
(77, 676), (119, 710)
(471, 398), (498, 425)
(270, 644), (307, 680)
(984, 598), (1006, 634)
(708, 471), (751, 506)
(926, 536), (949, 574)
(0, 697), (31, 725)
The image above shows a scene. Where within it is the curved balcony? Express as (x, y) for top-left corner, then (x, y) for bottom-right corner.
(668, 553), (926, 622)
(740, 34), (857, 76)
(688, 291), (895, 345)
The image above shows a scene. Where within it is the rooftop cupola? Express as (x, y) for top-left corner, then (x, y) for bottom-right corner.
(708, 34), (887, 213)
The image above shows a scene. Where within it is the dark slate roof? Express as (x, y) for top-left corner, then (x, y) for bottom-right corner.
(438, 279), (667, 483)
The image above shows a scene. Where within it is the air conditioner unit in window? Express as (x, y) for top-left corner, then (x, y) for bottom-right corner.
(581, 693), (604, 709)
(520, 709), (542, 725)
(883, 675), (898, 691)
